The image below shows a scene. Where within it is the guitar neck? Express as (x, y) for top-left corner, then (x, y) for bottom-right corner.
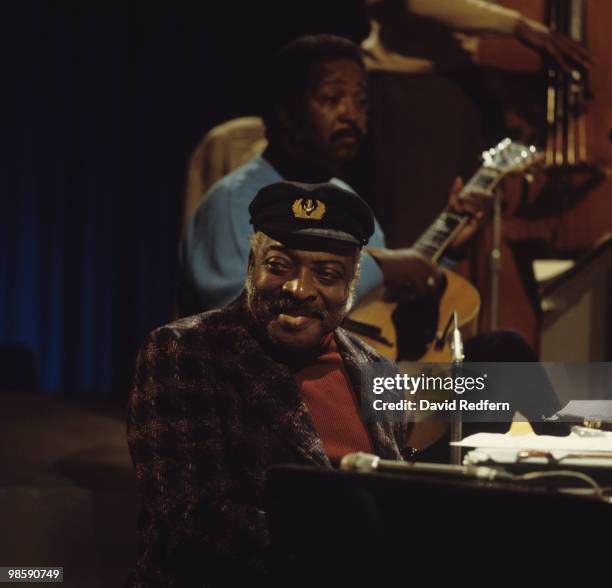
(413, 165), (504, 261)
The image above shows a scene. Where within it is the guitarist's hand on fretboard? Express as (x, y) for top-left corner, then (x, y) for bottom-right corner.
(446, 176), (491, 252)
(365, 246), (442, 301)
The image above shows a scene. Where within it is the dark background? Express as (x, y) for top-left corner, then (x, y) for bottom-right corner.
(3, 0), (369, 399)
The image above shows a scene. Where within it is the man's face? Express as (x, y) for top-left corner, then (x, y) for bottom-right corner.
(294, 58), (368, 166)
(246, 234), (358, 352)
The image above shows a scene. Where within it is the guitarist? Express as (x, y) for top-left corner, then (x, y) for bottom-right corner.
(179, 35), (562, 454)
(178, 34), (480, 316)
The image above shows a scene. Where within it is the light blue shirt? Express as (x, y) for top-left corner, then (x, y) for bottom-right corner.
(180, 155), (386, 310)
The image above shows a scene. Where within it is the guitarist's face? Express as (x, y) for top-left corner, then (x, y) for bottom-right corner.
(289, 58), (367, 168)
(246, 234), (359, 352)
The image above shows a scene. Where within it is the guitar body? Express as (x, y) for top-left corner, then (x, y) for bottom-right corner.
(347, 269), (480, 362)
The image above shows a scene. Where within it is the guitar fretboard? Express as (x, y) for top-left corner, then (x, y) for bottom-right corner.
(413, 166), (503, 261)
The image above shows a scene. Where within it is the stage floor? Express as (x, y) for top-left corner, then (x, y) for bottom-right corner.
(0, 393), (138, 587)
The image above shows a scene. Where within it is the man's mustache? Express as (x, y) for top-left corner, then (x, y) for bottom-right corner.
(331, 126), (363, 142)
(268, 297), (327, 320)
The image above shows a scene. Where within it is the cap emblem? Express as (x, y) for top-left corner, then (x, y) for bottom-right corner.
(292, 198), (326, 220)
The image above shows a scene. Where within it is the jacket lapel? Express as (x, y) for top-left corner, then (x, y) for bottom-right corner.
(246, 346), (331, 468)
(335, 329), (405, 461)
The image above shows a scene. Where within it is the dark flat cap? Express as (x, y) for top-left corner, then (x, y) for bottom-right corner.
(248, 181), (375, 246)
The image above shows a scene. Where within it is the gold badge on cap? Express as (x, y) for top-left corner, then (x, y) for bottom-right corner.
(292, 198), (326, 220)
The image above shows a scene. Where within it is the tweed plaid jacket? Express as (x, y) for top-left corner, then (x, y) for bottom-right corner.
(126, 294), (410, 587)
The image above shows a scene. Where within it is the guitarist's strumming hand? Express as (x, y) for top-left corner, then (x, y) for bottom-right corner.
(446, 176), (490, 252)
(365, 247), (441, 302)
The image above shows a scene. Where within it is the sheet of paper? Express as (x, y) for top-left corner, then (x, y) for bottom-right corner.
(452, 432), (612, 452)
(464, 448), (612, 467)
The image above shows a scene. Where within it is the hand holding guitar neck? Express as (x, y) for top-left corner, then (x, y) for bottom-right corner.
(446, 176), (490, 252)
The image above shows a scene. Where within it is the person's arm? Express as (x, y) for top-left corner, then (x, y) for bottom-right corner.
(405, 0), (591, 70)
(180, 184), (251, 311)
(405, 0), (520, 35)
(126, 328), (268, 586)
(445, 176), (489, 254)
(354, 217), (385, 301)
(366, 245), (442, 301)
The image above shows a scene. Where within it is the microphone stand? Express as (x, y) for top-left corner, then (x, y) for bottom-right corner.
(450, 311), (464, 465)
(489, 187), (502, 330)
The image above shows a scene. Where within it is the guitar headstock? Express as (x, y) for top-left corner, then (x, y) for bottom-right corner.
(482, 138), (543, 175)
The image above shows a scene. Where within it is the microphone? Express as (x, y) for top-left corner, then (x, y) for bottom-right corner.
(450, 311), (464, 364)
(340, 452), (514, 482)
(449, 310), (464, 465)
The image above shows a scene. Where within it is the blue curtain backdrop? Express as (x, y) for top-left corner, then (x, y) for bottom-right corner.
(2, 1), (367, 398)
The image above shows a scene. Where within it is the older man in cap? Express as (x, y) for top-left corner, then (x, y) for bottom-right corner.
(127, 181), (412, 587)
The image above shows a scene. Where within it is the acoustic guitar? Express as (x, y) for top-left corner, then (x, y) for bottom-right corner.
(345, 139), (543, 361)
